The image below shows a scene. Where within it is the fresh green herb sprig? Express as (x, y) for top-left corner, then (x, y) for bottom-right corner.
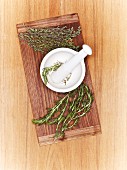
(42, 61), (63, 85)
(32, 83), (94, 140)
(19, 26), (81, 53)
(42, 62), (72, 85)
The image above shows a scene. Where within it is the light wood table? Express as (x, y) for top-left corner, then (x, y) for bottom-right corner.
(0, 0), (127, 170)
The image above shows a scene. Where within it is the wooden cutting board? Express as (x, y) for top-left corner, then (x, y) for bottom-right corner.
(16, 13), (101, 146)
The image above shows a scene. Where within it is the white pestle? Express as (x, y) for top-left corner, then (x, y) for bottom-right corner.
(51, 44), (92, 84)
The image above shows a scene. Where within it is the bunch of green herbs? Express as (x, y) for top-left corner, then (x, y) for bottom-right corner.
(19, 26), (81, 53)
(32, 83), (94, 140)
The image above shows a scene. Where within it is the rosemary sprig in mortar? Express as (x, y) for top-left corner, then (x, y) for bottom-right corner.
(19, 26), (81, 53)
(42, 61), (63, 85)
(42, 61), (72, 85)
(32, 83), (94, 140)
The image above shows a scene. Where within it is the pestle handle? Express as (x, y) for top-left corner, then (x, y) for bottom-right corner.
(51, 44), (92, 84)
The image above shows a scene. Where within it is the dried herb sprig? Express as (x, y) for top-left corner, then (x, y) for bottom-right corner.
(32, 83), (94, 140)
(19, 26), (81, 53)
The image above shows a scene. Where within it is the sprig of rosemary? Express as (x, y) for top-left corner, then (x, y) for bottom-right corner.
(19, 26), (81, 53)
(32, 83), (94, 140)
(42, 61), (63, 85)
(42, 62), (72, 85)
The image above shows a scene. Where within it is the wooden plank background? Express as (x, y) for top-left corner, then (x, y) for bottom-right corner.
(0, 0), (127, 169)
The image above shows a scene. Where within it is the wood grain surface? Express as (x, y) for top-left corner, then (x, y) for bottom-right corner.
(0, 0), (127, 169)
(17, 13), (101, 145)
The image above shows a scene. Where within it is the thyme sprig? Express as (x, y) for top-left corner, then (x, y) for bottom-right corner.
(19, 26), (81, 53)
(32, 83), (94, 140)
